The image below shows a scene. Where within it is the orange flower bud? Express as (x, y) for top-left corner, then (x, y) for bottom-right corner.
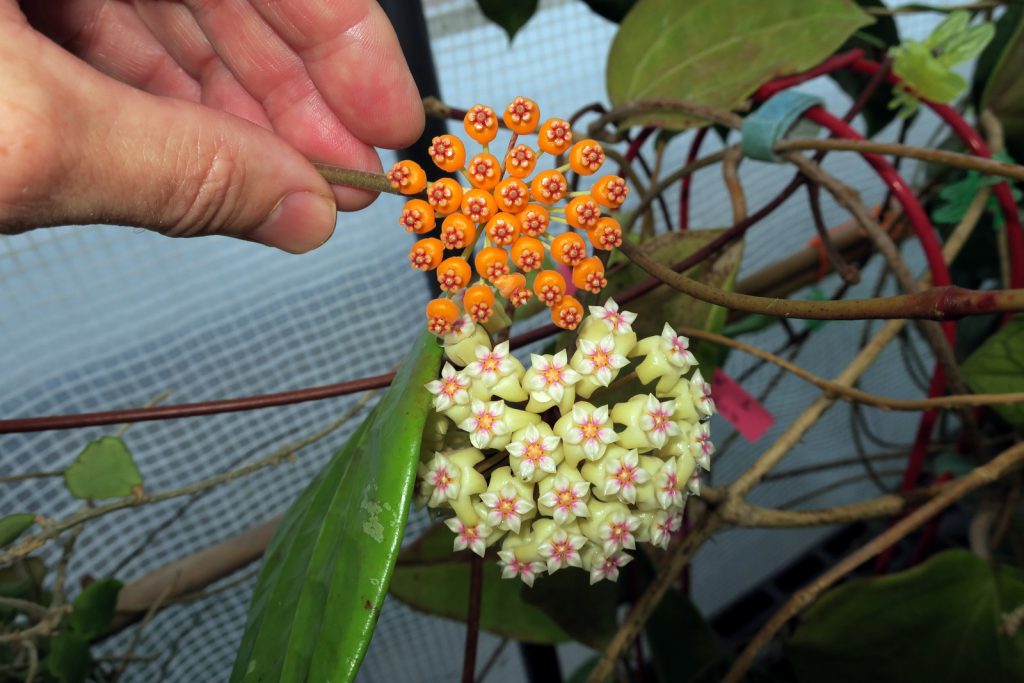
(494, 178), (530, 214)
(426, 178), (464, 216)
(387, 160), (427, 194)
(510, 236), (545, 272)
(517, 203), (550, 237)
(436, 256), (472, 293)
(399, 199), (436, 234)
(530, 170), (568, 204)
(503, 97), (540, 134)
(569, 139), (605, 176)
(439, 213), (477, 250)
(587, 217), (623, 250)
(485, 212), (521, 247)
(565, 195), (602, 230)
(571, 256), (607, 294)
(538, 118), (573, 155)
(426, 298), (460, 335)
(464, 104), (498, 144)
(408, 238), (445, 271)
(505, 144), (538, 179)
(461, 189), (497, 223)
(593, 174), (629, 209)
(475, 247), (510, 281)
(533, 269), (566, 307)
(427, 134), (466, 172)
(463, 284), (496, 323)
(551, 231), (588, 267)
(552, 295), (584, 330)
(494, 273), (532, 307)
(466, 153), (501, 190)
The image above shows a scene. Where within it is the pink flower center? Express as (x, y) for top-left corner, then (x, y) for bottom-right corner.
(648, 409), (671, 433)
(542, 366), (564, 386)
(555, 488), (577, 510)
(614, 463), (639, 487)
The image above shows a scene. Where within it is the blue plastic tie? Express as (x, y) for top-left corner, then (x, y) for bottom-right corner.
(741, 91), (825, 163)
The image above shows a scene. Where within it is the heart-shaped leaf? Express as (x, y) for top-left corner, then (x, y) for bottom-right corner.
(960, 315), (1024, 426)
(389, 522), (570, 643)
(786, 549), (1024, 683)
(68, 579), (123, 640)
(230, 331), (442, 683)
(64, 436), (142, 500)
(47, 633), (93, 683)
(607, 0), (872, 129)
(475, 0), (539, 41)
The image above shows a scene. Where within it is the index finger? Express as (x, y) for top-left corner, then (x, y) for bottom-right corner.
(250, 0), (424, 150)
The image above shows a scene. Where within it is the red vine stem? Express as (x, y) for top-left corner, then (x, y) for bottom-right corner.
(679, 126), (708, 230)
(849, 58), (1024, 288)
(755, 49), (865, 99)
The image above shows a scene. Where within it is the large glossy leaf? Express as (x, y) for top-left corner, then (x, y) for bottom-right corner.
(978, 7), (1024, 163)
(960, 315), (1024, 426)
(389, 523), (570, 643)
(786, 549), (1024, 683)
(230, 332), (442, 683)
(607, 0), (872, 129)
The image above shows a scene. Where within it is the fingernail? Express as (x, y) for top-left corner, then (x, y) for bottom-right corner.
(251, 192), (337, 253)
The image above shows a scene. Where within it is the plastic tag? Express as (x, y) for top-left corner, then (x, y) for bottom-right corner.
(712, 368), (774, 441)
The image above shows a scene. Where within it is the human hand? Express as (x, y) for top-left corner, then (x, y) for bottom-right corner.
(0, 0), (423, 252)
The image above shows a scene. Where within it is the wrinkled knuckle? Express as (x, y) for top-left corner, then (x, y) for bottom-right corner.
(0, 100), (66, 232)
(165, 142), (247, 238)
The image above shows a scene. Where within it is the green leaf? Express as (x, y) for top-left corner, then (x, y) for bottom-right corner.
(830, 0), (900, 136)
(646, 588), (723, 683)
(979, 7), (1024, 163)
(47, 633), (93, 683)
(605, 230), (744, 374)
(521, 565), (619, 648)
(388, 523), (570, 643)
(786, 549), (1024, 683)
(581, 0), (637, 23)
(0, 513), (35, 548)
(0, 558), (46, 601)
(475, 0), (538, 41)
(606, 0), (872, 129)
(960, 315), (1024, 426)
(68, 579), (122, 639)
(230, 331), (443, 683)
(64, 436), (142, 500)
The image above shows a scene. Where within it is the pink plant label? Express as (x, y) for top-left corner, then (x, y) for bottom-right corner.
(712, 368), (773, 441)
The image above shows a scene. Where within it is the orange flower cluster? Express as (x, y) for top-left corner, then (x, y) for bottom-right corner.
(387, 97), (629, 336)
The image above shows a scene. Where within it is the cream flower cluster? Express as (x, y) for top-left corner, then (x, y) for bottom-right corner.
(418, 300), (715, 586)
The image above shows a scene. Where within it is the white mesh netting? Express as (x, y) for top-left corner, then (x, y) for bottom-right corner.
(1, 2), (958, 680)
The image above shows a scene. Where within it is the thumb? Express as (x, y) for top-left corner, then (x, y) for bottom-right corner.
(0, 42), (337, 253)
